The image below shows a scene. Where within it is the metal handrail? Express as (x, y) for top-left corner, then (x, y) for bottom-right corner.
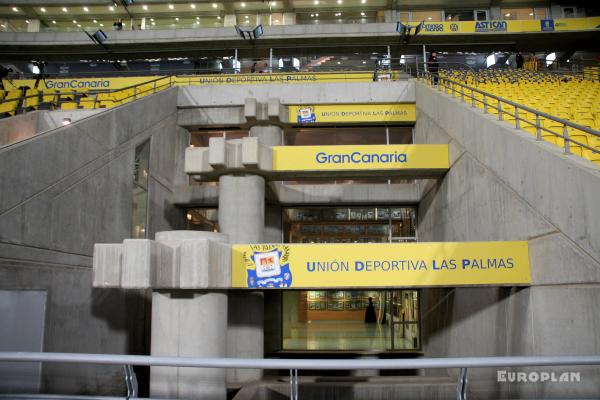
(2, 352), (600, 400)
(418, 71), (600, 157)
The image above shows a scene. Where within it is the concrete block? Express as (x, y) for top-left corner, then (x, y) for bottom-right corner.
(121, 239), (157, 288)
(267, 97), (281, 123)
(208, 137), (226, 168)
(244, 98), (257, 122)
(92, 244), (122, 287)
(184, 146), (211, 174)
(224, 138), (243, 169)
(242, 136), (259, 166)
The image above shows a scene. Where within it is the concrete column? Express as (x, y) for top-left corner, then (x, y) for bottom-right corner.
(249, 125), (283, 147)
(151, 291), (227, 400)
(149, 231), (229, 400)
(219, 175), (265, 384)
(224, 14), (237, 27)
(141, 17), (146, 30)
(26, 19), (40, 32)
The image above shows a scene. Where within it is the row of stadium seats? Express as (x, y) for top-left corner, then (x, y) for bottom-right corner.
(0, 81), (170, 117)
(437, 69), (600, 166)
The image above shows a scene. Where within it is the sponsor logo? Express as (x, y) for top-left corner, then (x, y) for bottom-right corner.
(423, 23), (444, 32)
(247, 247), (292, 288)
(497, 370), (581, 383)
(44, 79), (110, 89)
(449, 23), (459, 32)
(541, 19), (555, 31)
(315, 151), (408, 165)
(475, 20), (507, 32)
(297, 106), (316, 123)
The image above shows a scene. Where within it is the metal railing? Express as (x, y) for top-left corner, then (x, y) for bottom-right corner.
(1, 352), (600, 400)
(418, 71), (600, 159)
(0, 75), (175, 115)
(0, 69), (408, 118)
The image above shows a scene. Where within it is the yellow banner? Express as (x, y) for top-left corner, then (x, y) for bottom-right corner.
(175, 72), (375, 86)
(3, 76), (166, 91)
(231, 242), (531, 288)
(272, 144), (448, 171)
(288, 103), (416, 123)
(415, 17), (600, 35)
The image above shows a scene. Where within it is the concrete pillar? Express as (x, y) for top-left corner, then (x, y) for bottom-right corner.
(149, 231), (229, 400)
(249, 125), (283, 147)
(26, 19), (40, 32)
(224, 14), (237, 27)
(219, 125), (282, 384)
(151, 291), (227, 400)
(141, 17), (146, 30)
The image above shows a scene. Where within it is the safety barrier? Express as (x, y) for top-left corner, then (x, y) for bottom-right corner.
(418, 71), (600, 166)
(1, 352), (600, 400)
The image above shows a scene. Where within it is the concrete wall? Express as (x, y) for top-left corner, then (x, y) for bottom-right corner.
(415, 82), (600, 398)
(0, 110), (104, 148)
(178, 81), (415, 107)
(0, 88), (182, 394)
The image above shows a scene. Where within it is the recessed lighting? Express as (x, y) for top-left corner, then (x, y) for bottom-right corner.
(40, 7), (46, 12)
(62, 7), (68, 12)
(73, 20), (77, 23)
(93, 19), (97, 23)
(310, 13), (314, 17)
(212, 3), (218, 7)
(271, 1), (276, 5)
(195, 20), (200, 24)
(190, 4), (196, 8)
(186, 213), (192, 221)
(360, 12), (365, 16)
(505, 13), (510, 17)
(25, 19), (29, 23)
(315, 13), (319, 16)
(361, 0), (366, 3)
(362, 61), (366, 64)
(337, 0), (342, 3)
(142, 5), (148, 10)
(150, 18), (154, 21)
(217, 16), (221, 19)
(109, 6), (114, 11)
(11, 7), (18, 12)
(83, 6), (89, 12)
(77, 24), (81, 27)
(274, 19), (279, 22)
(0, 24), (5, 28)
(151, 21), (155, 25)
(245, 15), (249, 18)
(529, 12), (534, 16)
(168, 4), (174, 9)
(196, 16), (200, 19)
(337, 61), (340, 64)
(52, 20), (56, 24)
(314, 0), (319, 4)
(428, 16), (432, 20)
(100, 23), (104, 26)
(175, 17), (179, 20)
(241, 2), (246, 7)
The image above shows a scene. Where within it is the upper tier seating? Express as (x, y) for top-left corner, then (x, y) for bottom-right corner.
(437, 69), (600, 166)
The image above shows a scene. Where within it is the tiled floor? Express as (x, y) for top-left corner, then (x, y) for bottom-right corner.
(283, 320), (417, 351)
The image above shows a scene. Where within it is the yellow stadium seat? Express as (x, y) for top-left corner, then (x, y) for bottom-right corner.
(60, 102), (79, 110)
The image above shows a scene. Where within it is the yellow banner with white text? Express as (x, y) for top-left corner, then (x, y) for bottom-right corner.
(272, 144), (448, 171)
(231, 242), (531, 288)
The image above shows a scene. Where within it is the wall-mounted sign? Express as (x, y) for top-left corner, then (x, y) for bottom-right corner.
(231, 242), (531, 288)
(416, 17), (599, 35)
(272, 144), (449, 172)
(288, 103), (416, 124)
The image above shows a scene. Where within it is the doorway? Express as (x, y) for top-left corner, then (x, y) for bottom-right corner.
(282, 289), (420, 351)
